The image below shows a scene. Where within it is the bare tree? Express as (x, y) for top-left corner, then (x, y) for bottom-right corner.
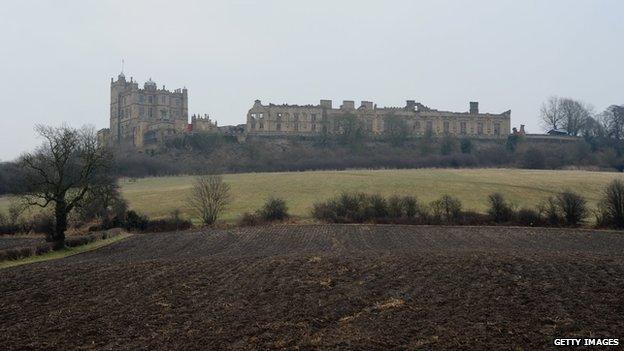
(559, 98), (592, 136)
(540, 96), (592, 136)
(600, 105), (624, 140)
(540, 96), (563, 131)
(187, 174), (231, 226)
(19, 125), (112, 248)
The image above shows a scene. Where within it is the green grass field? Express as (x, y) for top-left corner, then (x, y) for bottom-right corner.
(1, 168), (622, 223)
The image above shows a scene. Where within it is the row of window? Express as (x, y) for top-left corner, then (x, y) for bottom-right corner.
(120, 95), (181, 106)
(117, 106), (182, 120)
(250, 120), (502, 135)
(250, 112), (319, 122)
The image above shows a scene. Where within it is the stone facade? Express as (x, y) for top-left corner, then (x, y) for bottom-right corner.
(189, 114), (218, 133)
(246, 99), (511, 138)
(107, 73), (189, 148)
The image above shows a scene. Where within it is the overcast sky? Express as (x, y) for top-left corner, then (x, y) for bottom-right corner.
(0, 0), (622, 161)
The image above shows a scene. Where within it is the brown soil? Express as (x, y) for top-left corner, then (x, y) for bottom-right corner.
(1, 225), (623, 350)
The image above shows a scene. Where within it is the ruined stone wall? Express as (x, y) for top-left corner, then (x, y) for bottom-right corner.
(246, 99), (511, 138)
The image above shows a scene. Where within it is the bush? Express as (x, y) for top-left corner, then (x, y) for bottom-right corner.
(516, 208), (542, 227)
(124, 210), (149, 231)
(31, 212), (55, 240)
(313, 193), (426, 224)
(460, 138), (473, 154)
(487, 193), (515, 223)
(429, 195), (462, 223)
(143, 218), (193, 233)
(540, 197), (561, 226)
(597, 179), (624, 228)
(0, 247), (34, 261)
(187, 174), (231, 226)
(556, 191), (588, 226)
(259, 197), (289, 222)
(522, 147), (546, 169)
(237, 212), (264, 226)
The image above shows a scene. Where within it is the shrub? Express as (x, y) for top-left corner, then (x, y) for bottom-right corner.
(540, 197), (561, 226)
(124, 210), (149, 231)
(386, 195), (420, 221)
(0, 247), (34, 261)
(556, 191), (588, 226)
(31, 212), (55, 240)
(487, 193), (515, 223)
(522, 147), (546, 169)
(368, 194), (388, 219)
(259, 197), (289, 222)
(187, 174), (231, 226)
(517, 208), (542, 227)
(459, 211), (490, 225)
(312, 201), (338, 222)
(143, 218), (193, 233)
(237, 212), (263, 226)
(597, 179), (624, 228)
(460, 138), (473, 154)
(429, 195), (462, 223)
(65, 235), (97, 248)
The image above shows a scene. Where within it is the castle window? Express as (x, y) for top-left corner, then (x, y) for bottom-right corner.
(477, 122), (484, 135)
(443, 121), (450, 134)
(414, 121), (420, 130)
(139, 107), (145, 117)
(251, 113), (257, 118)
(294, 122), (299, 131)
(294, 113), (299, 121)
(161, 110), (168, 120)
(311, 123), (316, 131)
(311, 114), (317, 122)
(426, 121), (433, 132)
(139, 95), (145, 103)
(148, 108), (153, 118)
(175, 98), (180, 106)
(460, 122), (467, 134)
(259, 122), (264, 129)
(148, 96), (153, 103)
(494, 123), (501, 135)
(276, 123), (281, 131)
(259, 113), (264, 118)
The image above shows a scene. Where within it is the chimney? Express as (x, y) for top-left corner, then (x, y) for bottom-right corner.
(406, 100), (416, 110)
(341, 100), (355, 110)
(520, 124), (526, 134)
(470, 101), (479, 114)
(320, 99), (332, 109)
(360, 101), (373, 110)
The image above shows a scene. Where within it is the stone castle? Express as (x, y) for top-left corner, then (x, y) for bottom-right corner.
(97, 72), (217, 148)
(246, 100), (511, 138)
(98, 72), (511, 148)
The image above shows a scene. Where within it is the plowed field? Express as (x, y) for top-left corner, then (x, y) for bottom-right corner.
(1, 225), (623, 350)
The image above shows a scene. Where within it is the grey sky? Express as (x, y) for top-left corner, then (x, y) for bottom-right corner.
(1, 0), (622, 161)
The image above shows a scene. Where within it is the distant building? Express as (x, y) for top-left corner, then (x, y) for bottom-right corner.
(246, 99), (511, 138)
(547, 129), (568, 136)
(189, 114), (218, 133)
(102, 72), (189, 148)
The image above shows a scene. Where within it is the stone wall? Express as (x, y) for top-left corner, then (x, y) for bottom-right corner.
(246, 99), (511, 138)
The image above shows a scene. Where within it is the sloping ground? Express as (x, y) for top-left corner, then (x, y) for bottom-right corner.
(1, 225), (623, 350)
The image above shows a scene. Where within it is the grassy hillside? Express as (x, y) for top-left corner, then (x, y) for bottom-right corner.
(1, 168), (621, 223)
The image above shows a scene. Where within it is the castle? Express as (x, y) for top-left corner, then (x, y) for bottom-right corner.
(98, 72), (512, 149)
(246, 100), (511, 138)
(97, 72), (217, 148)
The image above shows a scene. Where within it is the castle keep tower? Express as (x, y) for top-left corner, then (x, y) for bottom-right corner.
(108, 72), (188, 148)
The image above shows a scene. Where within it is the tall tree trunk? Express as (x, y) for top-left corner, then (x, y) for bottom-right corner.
(54, 200), (68, 250)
